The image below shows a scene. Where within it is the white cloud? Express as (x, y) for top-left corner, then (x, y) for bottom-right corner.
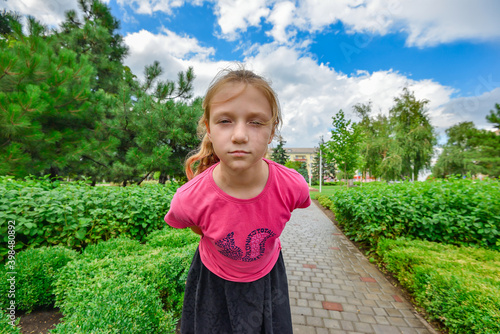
(211, 0), (500, 47)
(1, 0), (79, 28)
(266, 1), (298, 43)
(123, 28), (221, 95)
(213, 0), (270, 40)
(115, 0), (185, 15)
(230, 43), (462, 147)
(123, 31), (492, 148)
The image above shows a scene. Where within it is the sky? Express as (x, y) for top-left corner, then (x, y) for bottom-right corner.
(3, 0), (500, 148)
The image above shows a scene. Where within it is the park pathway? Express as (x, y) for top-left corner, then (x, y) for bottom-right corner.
(280, 202), (437, 334)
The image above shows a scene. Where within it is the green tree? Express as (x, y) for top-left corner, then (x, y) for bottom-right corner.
(432, 122), (481, 177)
(0, 16), (98, 177)
(96, 61), (199, 185)
(389, 88), (436, 181)
(57, 0), (128, 94)
(469, 104), (500, 177)
(271, 135), (289, 165)
(353, 102), (393, 180)
(285, 160), (308, 181)
(311, 137), (335, 185)
(324, 110), (363, 186)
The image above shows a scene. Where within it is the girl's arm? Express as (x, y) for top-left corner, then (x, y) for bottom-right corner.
(189, 226), (203, 236)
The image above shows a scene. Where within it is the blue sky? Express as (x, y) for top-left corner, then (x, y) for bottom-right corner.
(4, 0), (500, 148)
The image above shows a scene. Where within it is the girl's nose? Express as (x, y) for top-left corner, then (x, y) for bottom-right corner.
(231, 122), (249, 143)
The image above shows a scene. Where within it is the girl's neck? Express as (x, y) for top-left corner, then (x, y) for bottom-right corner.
(212, 159), (269, 199)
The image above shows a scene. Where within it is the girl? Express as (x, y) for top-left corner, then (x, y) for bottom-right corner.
(165, 66), (311, 334)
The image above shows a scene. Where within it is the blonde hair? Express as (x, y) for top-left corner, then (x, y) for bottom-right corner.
(185, 66), (282, 180)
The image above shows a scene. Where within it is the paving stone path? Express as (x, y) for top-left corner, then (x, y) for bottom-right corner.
(280, 202), (437, 334)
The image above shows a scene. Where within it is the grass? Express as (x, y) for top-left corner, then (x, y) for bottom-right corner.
(309, 185), (347, 199)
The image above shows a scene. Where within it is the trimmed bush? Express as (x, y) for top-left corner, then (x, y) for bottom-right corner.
(52, 228), (198, 333)
(0, 309), (21, 334)
(0, 246), (77, 312)
(0, 176), (179, 259)
(320, 178), (500, 250)
(377, 238), (500, 334)
(51, 275), (176, 334)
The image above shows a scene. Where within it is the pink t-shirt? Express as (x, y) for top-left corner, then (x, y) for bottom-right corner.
(164, 158), (311, 282)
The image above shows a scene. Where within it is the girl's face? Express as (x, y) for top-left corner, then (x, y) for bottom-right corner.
(207, 82), (274, 174)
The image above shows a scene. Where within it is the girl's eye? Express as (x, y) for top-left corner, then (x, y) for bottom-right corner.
(218, 119), (231, 124)
(250, 121), (263, 125)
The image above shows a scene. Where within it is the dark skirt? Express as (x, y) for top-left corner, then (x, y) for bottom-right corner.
(180, 248), (293, 334)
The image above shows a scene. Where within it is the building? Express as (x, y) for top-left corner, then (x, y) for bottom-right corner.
(266, 147), (317, 179)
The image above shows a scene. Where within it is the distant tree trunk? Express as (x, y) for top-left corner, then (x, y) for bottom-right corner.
(122, 180), (127, 187)
(137, 171), (152, 186)
(48, 166), (63, 181)
(91, 177), (97, 187)
(159, 172), (167, 185)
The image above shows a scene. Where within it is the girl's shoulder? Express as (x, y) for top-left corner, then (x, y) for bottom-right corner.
(265, 159), (306, 184)
(175, 164), (217, 196)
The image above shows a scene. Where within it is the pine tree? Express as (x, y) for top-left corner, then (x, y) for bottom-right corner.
(98, 61), (199, 185)
(57, 0), (128, 94)
(271, 136), (289, 165)
(0, 16), (96, 177)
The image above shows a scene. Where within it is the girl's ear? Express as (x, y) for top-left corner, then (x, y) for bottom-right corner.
(268, 128), (275, 144)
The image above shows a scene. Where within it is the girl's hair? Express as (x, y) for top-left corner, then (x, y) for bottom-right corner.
(185, 66), (282, 180)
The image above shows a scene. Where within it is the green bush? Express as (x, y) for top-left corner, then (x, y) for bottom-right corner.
(52, 228), (198, 333)
(324, 178), (500, 250)
(0, 246), (77, 312)
(0, 176), (178, 259)
(51, 275), (176, 334)
(377, 238), (500, 334)
(0, 309), (21, 334)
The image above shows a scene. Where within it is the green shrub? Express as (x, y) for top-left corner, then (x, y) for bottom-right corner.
(52, 229), (198, 333)
(144, 226), (200, 249)
(0, 176), (179, 260)
(0, 309), (21, 334)
(326, 178), (500, 250)
(51, 275), (176, 334)
(377, 238), (500, 334)
(0, 246), (77, 312)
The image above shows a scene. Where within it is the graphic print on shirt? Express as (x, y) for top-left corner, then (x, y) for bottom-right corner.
(215, 228), (276, 262)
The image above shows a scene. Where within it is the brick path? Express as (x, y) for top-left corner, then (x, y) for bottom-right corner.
(280, 202), (437, 334)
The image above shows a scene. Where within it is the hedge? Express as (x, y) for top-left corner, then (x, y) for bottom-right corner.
(52, 228), (198, 333)
(0, 176), (178, 260)
(0, 246), (78, 313)
(318, 178), (500, 250)
(377, 238), (500, 334)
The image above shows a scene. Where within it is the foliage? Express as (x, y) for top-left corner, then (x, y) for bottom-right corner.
(0, 176), (178, 259)
(389, 88), (436, 180)
(0, 4), (201, 184)
(271, 136), (289, 165)
(0, 246), (78, 313)
(0, 309), (20, 334)
(0, 15), (97, 177)
(319, 178), (500, 250)
(433, 106), (500, 179)
(353, 89), (436, 181)
(353, 103), (392, 179)
(311, 137), (335, 185)
(323, 109), (363, 181)
(285, 161), (308, 180)
(377, 238), (500, 333)
(52, 228), (198, 333)
(57, 0), (128, 95)
(432, 122), (483, 177)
